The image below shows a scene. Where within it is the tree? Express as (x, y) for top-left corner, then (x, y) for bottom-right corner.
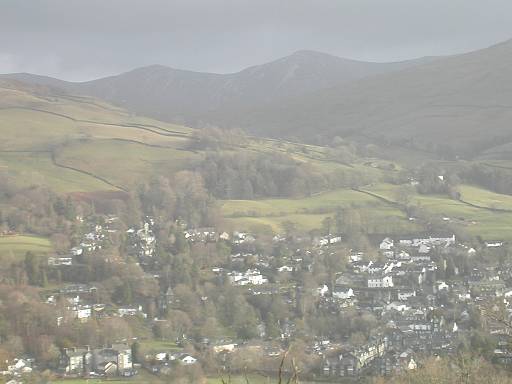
(394, 185), (413, 206)
(322, 216), (334, 236)
(25, 251), (41, 286)
(282, 220), (298, 239)
(132, 341), (142, 363)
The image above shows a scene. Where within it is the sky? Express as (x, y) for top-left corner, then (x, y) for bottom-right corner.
(1, 0), (512, 81)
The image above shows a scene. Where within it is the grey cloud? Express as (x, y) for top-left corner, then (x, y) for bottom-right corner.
(1, 0), (512, 80)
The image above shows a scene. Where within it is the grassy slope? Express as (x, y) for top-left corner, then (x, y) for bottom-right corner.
(0, 82), (195, 193)
(0, 235), (53, 260)
(364, 183), (512, 240)
(221, 188), (416, 234)
(459, 185), (512, 210)
(0, 152), (111, 193)
(54, 139), (201, 190)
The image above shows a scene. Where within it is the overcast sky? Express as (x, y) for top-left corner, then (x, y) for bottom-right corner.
(1, 0), (512, 81)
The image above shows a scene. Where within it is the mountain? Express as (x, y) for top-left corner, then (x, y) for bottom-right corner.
(6, 40), (512, 158)
(213, 39), (512, 158)
(0, 50), (436, 126)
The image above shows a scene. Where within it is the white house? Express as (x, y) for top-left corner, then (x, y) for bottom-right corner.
(228, 269), (268, 286)
(219, 232), (230, 241)
(317, 284), (329, 297)
(349, 252), (364, 262)
(396, 250), (410, 261)
(178, 354), (197, 365)
(398, 290), (416, 301)
(6, 359), (33, 375)
(277, 265), (294, 273)
(485, 241), (504, 248)
(155, 352), (168, 361)
(332, 288), (354, 300)
(437, 281), (449, 291)
(380, 238), (394, 250)
(418, 244), (431, 254)
(368, 275), (393, 288)
(386, 302), (409, 312)
(212, 343), (237, 353)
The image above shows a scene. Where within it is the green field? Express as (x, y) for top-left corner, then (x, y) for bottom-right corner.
(0, 109), (78, 151)
(458, 185), (512, 210)
(0, 83), (197, 193)
(0, 235), (53, 258)
(54, 139), (201, 190)
(138, 340), (181, 353)
(221, 188), (378, 217)
(0, 152), (115, 193)
(221, 187), (417, 234)
(364, 183), (512, 240)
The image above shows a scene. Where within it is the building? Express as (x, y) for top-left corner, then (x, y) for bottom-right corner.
(59, 344), (133, 377)
(60, 347), (92, 375)
(368, 275), (394, 288)
(323, 337), (388, 377)
(92, 343), (133, 376)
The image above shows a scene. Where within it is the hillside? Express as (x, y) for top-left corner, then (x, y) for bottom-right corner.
(214, 39), (512, 158)
(3, 80), (512, 241)
(0, 79), (197, 193)
(0, 79), (367, 194)
(0, 79), (416, 238)
(0, 51), (436, 126)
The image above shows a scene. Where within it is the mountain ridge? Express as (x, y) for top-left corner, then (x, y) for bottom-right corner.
(4, 39), (512, 157)
(0, 50), (440, 126)
(207, 38), (512, 157)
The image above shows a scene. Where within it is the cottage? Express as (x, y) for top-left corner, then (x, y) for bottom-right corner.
(177, 354), (197, 365)
(5, 358), (33, 375)
(317, 284), (329, 297)
(212, 342), (237, 354)
(380, 238), (394, 251)
(277, 265), (294, 273)
(333, 288), (354, 300)
(219, 232), (230, 241)
(386, 302), (410, 312)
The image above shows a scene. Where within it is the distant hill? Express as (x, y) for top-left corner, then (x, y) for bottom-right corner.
(212, 39), (512, 158)
(0, 50), (437, 127)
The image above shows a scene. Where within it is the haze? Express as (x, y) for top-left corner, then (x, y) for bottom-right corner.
(2, 0), (512, 81)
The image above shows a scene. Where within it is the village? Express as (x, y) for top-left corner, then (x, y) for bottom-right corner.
(3, 210), (512, 383)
